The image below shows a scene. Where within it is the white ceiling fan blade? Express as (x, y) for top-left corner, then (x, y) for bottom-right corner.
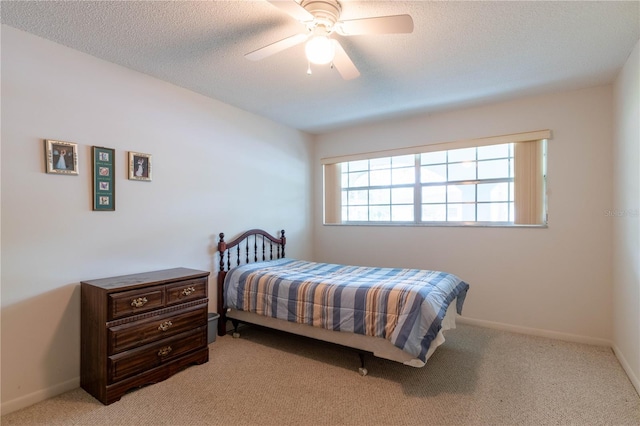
(245, 33), (308, 61)
(336, 15), (414, 36)
(331, 40), (360, 80)
(267, 0), (314, 21)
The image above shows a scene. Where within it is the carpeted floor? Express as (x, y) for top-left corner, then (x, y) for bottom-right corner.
(2, 323), (639, 425)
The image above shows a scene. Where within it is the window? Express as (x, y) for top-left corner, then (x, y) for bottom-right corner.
(421, 143), (514, 223)
(323, 131), (549, 226)
(341, 155), (416, 222)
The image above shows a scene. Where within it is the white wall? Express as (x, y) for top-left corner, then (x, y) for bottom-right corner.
(612, 39), (640, 394)
(314, 86), (614, 345)
(0, 26), (313, 413)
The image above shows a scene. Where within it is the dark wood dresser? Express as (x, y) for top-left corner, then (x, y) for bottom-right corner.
(81, 268), (210, 404)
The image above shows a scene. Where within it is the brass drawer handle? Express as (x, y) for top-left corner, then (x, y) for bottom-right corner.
(157, 346), (172, 357)
(181, 286), (196, 296)
(131, 297), (148, 308)
(158, 320), (173, 331)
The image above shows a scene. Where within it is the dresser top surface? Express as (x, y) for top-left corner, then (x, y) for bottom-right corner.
(81, 267), (210, 291)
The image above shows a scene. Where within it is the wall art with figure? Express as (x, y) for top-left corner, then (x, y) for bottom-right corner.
(44, 139), (78, 175)
(128, 152), (152, 181)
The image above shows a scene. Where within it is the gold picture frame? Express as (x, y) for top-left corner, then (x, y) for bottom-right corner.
(44, 139), (79, 175)
(128, 152), (152, 181)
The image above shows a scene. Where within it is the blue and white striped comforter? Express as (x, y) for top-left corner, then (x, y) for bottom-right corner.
(224, 258), (469, 362)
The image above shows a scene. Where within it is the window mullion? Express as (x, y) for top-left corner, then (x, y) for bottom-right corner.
(414, 154), (421, 223)
(367, 161), (371, 221)
(445, 151), (449, 221)
(475, 147), (478, 221)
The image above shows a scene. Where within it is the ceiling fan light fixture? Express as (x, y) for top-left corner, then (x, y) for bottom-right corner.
(305, 35), (335, 65)
(248, 0), (413, 79)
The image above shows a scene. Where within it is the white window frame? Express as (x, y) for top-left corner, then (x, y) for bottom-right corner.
(322, 130), (550, 227)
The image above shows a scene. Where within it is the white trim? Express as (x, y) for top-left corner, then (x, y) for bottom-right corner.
(612, 344), (640, 397)
(457, 316), (612, 347)
(0, 376), (79, 416)
(320, 129), (552, 164)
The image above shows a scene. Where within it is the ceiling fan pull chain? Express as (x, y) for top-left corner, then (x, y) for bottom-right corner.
(307, 62), (313, 75)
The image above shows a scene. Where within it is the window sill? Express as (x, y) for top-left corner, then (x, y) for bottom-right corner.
(323, 222), (548, 228)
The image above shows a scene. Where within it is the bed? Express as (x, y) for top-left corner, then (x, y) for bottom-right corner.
(216, 229), (469, 375)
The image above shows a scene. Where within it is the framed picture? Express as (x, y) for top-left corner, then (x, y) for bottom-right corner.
(128, 152), (152, 181)
(44, 139), (79, 175)
(92, 146), (115, 211)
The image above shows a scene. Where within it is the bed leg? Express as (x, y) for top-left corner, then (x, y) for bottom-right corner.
(231, 319), (240, 338)
(358, 353), (368, 376)
(218, 311), (227, 336)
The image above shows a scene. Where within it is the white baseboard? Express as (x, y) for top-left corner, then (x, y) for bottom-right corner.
(612, 344), (640, 397)
(1, 376), (79, 416)
(457, 316), (612, 347)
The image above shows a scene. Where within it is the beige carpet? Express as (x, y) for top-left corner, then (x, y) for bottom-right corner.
(2, 323), (639, 425)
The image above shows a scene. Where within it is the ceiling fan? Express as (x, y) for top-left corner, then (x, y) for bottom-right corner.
(246, 0), (414, 80)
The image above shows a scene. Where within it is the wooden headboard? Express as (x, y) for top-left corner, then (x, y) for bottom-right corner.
(216, 229), (286, 335)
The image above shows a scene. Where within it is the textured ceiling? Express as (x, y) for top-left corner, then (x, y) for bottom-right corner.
(2, 1), (639, 134)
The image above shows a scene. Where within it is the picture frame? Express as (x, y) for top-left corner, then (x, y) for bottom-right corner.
(128, 152), (152, 181)
(92, 146), (115, 211)
(44, 139), (79, 175)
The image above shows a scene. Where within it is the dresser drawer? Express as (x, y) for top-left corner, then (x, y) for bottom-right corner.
(108, 305), (207, 354)
(108, 327), (206, 383)
(166, 277), (207, 306)
(109, 287), (165, 320)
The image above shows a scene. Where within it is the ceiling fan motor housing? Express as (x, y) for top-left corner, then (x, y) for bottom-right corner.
(301, 0), (342, 30)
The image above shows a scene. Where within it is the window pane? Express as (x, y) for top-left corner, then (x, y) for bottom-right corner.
(347, 206), (368, 221)
(477, 182), (509, 202)
(348, 190), (368, 205)
(370, 157), (390, 170)
(422, 185), (446, 203)
(447, 184), (475, 202)
(392, 205), (413, 221)
(348, 160), (368, 172)
(478, 143), (510, 160)
(421, 151), (447, 165)
(348, 171), (368, 188)
(341, 191), (347, 205)
(392, 155), (414, 167)
(369, 188), (390, 205)
(422, 204), (446, 221)
(421, 165), (446, 183)
(448, 147), (476, 162)
(478, 203), (509, 222)
(392, 167), (415, 184)
(369, 205), (390, 221)
(478, 159), (509, 179)
(391, 187), (413, 204)
(448, 204), (475, 221)
(448, 162), (476, 181)
(370, 169), (391, 186)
